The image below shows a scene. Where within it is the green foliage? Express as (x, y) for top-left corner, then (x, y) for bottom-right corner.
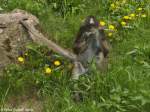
(47, 0), (86, 17)
(0, 0), (47, 16)
(0, 0), (150, 112)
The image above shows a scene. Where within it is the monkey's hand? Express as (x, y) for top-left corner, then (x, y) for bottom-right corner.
(96, 52), (108, 72)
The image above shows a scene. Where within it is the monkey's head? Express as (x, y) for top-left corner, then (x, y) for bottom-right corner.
(83, 16), (99, 28)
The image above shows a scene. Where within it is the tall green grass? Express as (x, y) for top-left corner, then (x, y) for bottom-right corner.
(0, 0), (150, 112)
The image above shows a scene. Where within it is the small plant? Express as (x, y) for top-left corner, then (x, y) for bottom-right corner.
(47, 0), (86, 17)
(16, 43), (69, 78)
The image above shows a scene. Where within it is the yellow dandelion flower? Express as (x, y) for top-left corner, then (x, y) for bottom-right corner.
(99, 21), (106, 26)
(109, 25), (115, 30)
(141, 14), (146, 18)
(108, 32), (113, 37)
(137, 7), (142, 11)
(18, 56), (24, 63)
(130, 13), (135, 18)
(123, 16), (129, 20)
(54, 60), (61, 66)
(121, 21), (126, 26)
(110, 3), (115, 9)
(45, 67), (52, 74)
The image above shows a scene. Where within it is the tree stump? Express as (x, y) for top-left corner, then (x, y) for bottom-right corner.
(0, 9), (38, 68)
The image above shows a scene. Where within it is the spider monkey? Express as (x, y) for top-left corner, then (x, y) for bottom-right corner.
(73, 15), (110, 72)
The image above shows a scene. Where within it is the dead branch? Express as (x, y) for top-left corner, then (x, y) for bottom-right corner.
(20, 20), (77, 61)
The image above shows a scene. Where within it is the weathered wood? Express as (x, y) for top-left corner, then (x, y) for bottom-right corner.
(20, 20), (77, 61)
(0, 9), (39, 25)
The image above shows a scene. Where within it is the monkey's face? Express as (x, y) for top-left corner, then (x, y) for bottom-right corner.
(83, 16), (99, 28)
(73, 16), (100, 54)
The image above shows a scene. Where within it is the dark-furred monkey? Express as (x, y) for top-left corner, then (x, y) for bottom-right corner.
(72, 16), (110, 79)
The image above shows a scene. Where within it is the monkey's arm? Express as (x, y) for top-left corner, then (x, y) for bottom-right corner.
(98, 29), (110, 57)
(73, 41), (87, 54)
(73, 26), (89, 54)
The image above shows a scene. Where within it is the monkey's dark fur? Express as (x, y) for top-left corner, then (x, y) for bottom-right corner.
(73, 16), (110, 71)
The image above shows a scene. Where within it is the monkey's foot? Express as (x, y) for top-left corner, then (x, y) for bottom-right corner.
(72, 91), (83, 102)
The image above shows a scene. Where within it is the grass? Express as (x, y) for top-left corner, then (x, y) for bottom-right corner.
(0, 0), (150, 112)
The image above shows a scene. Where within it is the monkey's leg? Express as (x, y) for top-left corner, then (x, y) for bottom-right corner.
(95, 52), (108, 72)
(72, 61), (88, 80)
